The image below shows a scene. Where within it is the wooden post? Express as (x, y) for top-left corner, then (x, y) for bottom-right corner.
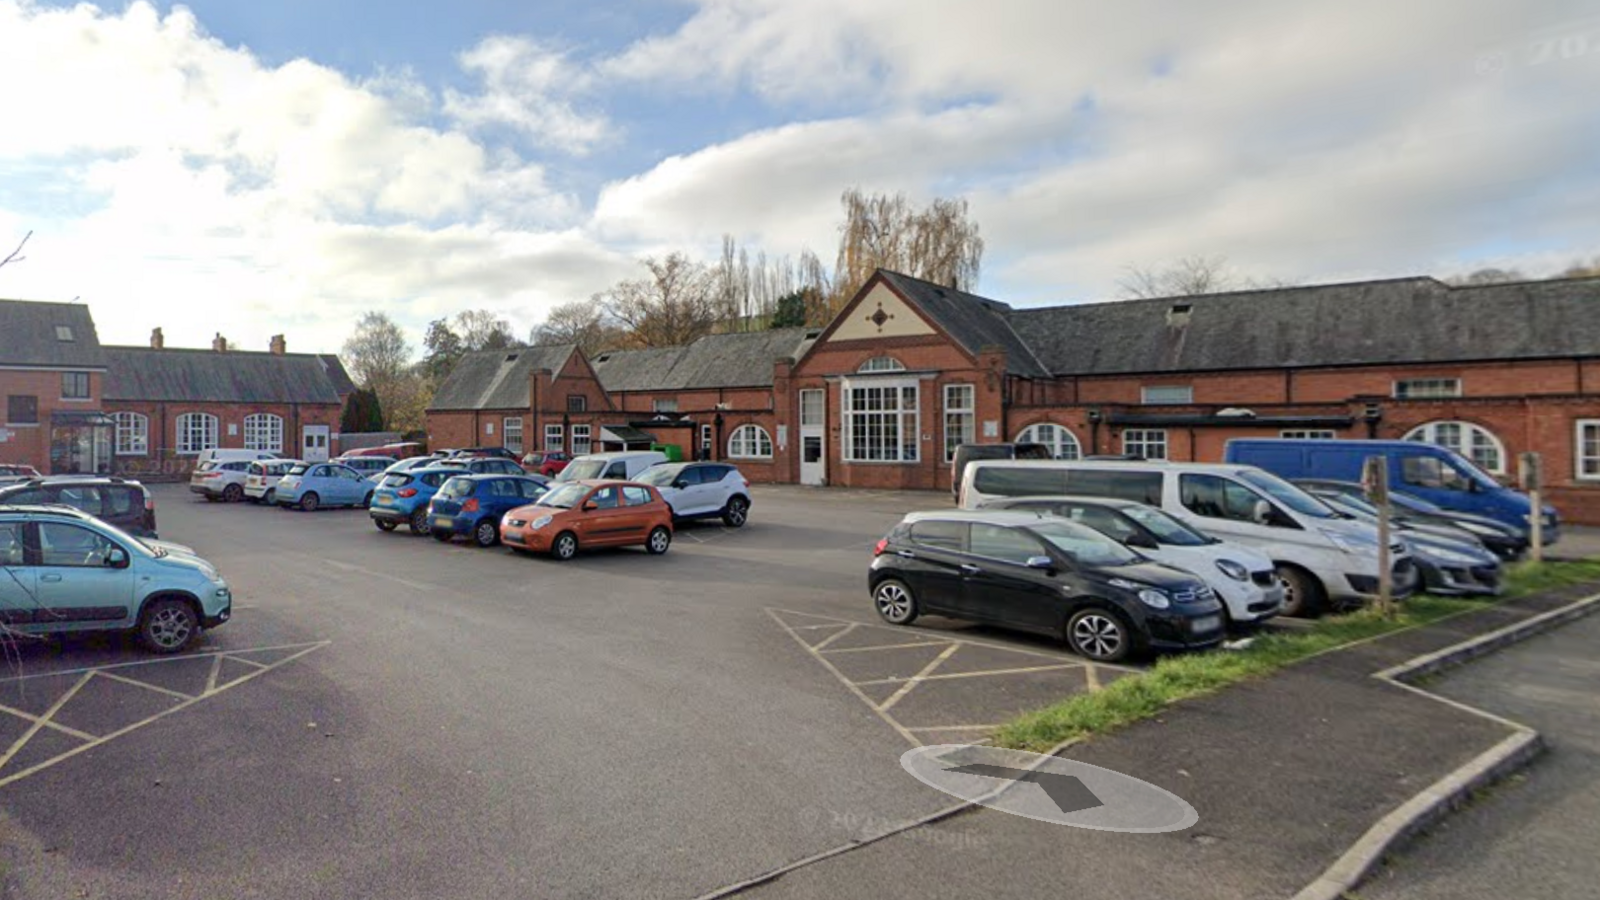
(1520, 452), (1544, 564)
(1364, 456), (1395, 617)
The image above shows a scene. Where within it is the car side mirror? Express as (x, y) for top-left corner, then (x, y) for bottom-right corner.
(672, 480), (689, 490)
(1025, 555), (1055, 571)
(106, 547), (128, 568)
(583, 501), (598, 511)
(1252, 500), (1274, 525)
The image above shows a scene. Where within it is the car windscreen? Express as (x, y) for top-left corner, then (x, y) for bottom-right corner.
(1121, 505), (1212, 546)
(1029, 521), (1142, 567)
(1234, 469), (1337, 519)
(438, 478), (475, 499)
(633, 466), (679, 487)
(559, 459), (607, 482)
(537, 483), (590, 509)
(1389, 491), (1443, 514)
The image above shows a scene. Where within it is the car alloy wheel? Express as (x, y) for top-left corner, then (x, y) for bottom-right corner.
(722, 496), (749, 528)
(873, 579), (918, 625)
(222, 483), (243, 502)
(646, 526), (671, 554)
(1067, 609), (1130, 662)
(1275, 566), (1323, 618)
(264, 489), (275, 504)
(139, 598), (198, 654)
(410, 509), (431, 535)
(299, 493), (320, 512)
(474, 520), (499, 547)
(552, 532), (578, 561)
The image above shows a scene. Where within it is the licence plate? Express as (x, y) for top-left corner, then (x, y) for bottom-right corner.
(433, 516), (453, 527)
(1193, 615), (1222, 634)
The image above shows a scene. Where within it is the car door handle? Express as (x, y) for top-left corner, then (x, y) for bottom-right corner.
(959, 564), (983, 576)
(895, 550), (916, 559)
(40, 574), (63, 583)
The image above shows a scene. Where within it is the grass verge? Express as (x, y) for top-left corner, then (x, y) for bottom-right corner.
(991, 559), (1600, 752)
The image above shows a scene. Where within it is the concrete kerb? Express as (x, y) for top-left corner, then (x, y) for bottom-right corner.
(1290, 590), (1600, 900)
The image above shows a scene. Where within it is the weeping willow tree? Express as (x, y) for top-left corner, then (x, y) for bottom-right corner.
(832, 189), (983, 315)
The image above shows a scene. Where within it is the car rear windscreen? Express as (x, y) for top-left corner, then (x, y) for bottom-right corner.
(381, 474), (411, 488)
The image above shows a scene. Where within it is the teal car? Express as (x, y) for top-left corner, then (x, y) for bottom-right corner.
(0, 504), (231, 653)
(275, 462), (375, 512)
(369, 466), (466, 535)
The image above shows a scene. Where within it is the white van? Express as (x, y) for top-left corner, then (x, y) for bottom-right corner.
(198, 448), (282, 466)
(959, 459), (1416, 617)
(555, 451), (668, 483)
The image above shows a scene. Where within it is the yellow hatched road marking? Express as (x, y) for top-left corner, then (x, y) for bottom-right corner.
(877, 644), (961, 713)
(0, 672), (94, 770)
(852, 663), (1081, 688)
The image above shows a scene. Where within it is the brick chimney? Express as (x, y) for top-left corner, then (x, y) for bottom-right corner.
(212, 333), (228, 352)
(269, 334), (287, 355)
(150, 327), (164, 349)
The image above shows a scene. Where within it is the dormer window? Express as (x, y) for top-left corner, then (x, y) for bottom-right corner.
(857, 356), (906, 374)
(55, 325), (74, 342)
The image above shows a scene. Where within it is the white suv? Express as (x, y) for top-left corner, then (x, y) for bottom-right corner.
(190, 460), (254, 502)
(634, 462), (752, 527)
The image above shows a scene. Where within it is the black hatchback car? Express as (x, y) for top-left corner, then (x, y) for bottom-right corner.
(869, 510), (1226, 662)
(0, 476), (158, 538)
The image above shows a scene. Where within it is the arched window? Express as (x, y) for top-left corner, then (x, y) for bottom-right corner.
(243, 413), (284, 453)
(1404, 421), (1505, 474)
(113, 412), (149, 456)
(728, 424), (774, 459)
(857, 356), (906, 373)
(1015, 423), (1083, 460)
(176, 413), (219, 455)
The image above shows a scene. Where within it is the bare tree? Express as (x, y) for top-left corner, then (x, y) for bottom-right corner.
(531, 298), (626, 355)
(1446, 267), (1528, 287)
(1117, 255), (1247, 299)
(341, 311), (413, 429)
(0, 231), (30, 270)
(833, 189), (983, 314)
(602, 253), (719, 348)
(453, 309), (520, 350)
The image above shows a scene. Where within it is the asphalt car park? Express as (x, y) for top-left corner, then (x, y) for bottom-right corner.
(0, 482), (1152, 899)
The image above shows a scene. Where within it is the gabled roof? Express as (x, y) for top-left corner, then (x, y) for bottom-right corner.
(592, 328), (816, 392)
(1010, 275), (1600, 376)
(874, 271), (1050, 377)
(317, 354), (357, 396)
(101, 347), (346, 404)
(0, 299), (106, 369)
(428, 345), (577, 411)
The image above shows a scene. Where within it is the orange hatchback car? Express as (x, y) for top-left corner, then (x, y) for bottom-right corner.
(500, 480), (674, 560)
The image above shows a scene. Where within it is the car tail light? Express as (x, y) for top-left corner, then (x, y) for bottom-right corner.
(398, 488), (418, 498)
(145, 494), (156, 511)
(463, 498), (480, 512)
(742, 479), (750, 488)
(873, 538), (889, 556)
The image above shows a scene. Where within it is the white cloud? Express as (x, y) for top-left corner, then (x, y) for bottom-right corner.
(443, 36), (611, 155)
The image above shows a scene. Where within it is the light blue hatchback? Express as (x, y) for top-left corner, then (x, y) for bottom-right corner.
(275, 462), (375, 512)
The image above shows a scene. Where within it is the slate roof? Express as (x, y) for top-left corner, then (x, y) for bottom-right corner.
(317, 355), (357, 396)
(874, 271), (1051, 377)
(101, 347), (346, 404)
(427, 345), (577, 411)
(0, 299), (107, 368)
(591, 328), (816, 392)
(1009, 275), (1600, 376)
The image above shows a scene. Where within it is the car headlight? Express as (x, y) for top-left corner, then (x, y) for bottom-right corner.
(1136, 589), (1171, 610)
(1320, 529), (1376, 554)
(1215, 559), (1250, 582)
(532, 515), (553, 530)
(1426, 546), (1484, 566)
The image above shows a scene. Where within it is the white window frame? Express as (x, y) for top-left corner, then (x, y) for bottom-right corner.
(728, 424), (774, 459)
(176, 412), (219, 455)
(544, 424), (564, 453)
(571, 424), (592, 456)
(1140, 385), (1193, 405)
(700, 424), (713, 451)
(799, 389), (824, 427)
(942, 384), (975, 462)
(1122, 428), (1169, 460)
(1280, 429), (1336, 440)
(1577, 420), (1600, 481)
(1015, 423), (1083, 460)
(503, 417), (524, 454)
(841, 377), (920, 463)
(114, 412), (149, 456)
(1394, 378), (1462, 399)
(857, 356), (906, 373)
(1404, 420), (1506, 474)
(243, 413), (284, 453)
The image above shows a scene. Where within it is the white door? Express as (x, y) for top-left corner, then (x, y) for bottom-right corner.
(799, 389), (826, 486)
(302, 426), (330, 462)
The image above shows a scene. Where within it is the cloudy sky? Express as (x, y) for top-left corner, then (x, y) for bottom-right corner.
(1, 0), (1596, 356)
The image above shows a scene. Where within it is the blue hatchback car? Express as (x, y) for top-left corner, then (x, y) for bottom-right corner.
(428, 474), (549, 547)
(369, 466), (467, 535)
(275, 462), (375, 512)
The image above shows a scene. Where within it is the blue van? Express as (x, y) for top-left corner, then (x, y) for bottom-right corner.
(1223, 439), (1558, 544)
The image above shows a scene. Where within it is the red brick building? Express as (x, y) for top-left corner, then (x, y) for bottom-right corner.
(428, 270), (1600, 523)
(1, 299), (353, 477)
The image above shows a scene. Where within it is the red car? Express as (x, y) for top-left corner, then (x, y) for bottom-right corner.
(521, 451), (571, 478)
